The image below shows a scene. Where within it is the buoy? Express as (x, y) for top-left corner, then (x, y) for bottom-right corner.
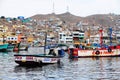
(95, 50), (100, 55)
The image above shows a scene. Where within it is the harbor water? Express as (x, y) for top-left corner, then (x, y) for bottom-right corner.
(0, 47), (120, 80)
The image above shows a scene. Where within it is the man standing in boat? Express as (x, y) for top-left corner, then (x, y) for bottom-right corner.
(48, 48), (56, 56)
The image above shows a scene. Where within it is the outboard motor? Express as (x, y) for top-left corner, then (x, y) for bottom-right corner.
(69, 48), (74, 59)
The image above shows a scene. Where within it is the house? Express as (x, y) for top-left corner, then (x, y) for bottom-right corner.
(58, 31), (73, 44)
(72, 30), (84, 44)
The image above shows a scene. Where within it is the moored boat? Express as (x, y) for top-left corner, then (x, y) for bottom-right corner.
(68, 28), (120, 58)
(68, 46), (120, 58)
(13, 43), (29, 51)
(19, 44), (29, 51)
(7, 43), (15, 51)
(0, 43), (9, 52)
(14, 48), (65, 66)
(14, 32), (65, 66)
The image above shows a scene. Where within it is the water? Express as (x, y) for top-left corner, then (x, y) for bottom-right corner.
(0, 47), (120, 80)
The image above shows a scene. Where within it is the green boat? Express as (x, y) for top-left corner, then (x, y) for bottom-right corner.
(7, 43), (15, 51)
(0, 43), (9, 51)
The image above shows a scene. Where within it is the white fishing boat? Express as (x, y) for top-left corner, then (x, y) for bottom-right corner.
(14, 32), (65, 66)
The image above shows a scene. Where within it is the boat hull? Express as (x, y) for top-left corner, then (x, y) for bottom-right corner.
(7, 45), (14, 51)
(0, 43), (9, 51)
(15, 61), (40, 66)
(13, 43), (29, 51)
(14, 54), (60, 66)
(69, 48), (120, 58)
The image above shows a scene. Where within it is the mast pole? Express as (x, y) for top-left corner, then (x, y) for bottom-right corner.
(44, 32), (47, 54)
(109, 28), (112, 46)
(99, 28), (103, 47)
(44, 21), (47, 55)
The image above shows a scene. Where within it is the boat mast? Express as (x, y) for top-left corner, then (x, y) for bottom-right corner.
(2, 34), (5, 43)
(99, 28), (103, 47)
(44, 20), (48, 55)
(44, 32), (47, 54)
(109, 27), (112, 46)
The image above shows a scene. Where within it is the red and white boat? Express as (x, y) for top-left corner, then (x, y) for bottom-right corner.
(68, 28), (120, 58)
(68, 46), (120, 58)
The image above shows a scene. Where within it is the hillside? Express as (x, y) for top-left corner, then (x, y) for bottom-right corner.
(83, 14), (119, 27)
(57, 12), (82, 23)
(31, 12), (82, 23)
(31, 13), (120, 27)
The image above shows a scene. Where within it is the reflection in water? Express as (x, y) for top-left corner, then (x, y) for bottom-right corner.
(14, 62), (64, 73)
(13, 63), (64, 80)
(14, 66), (43, 73)
(1, 48), (120, 80)
(67, 57), (120, 80)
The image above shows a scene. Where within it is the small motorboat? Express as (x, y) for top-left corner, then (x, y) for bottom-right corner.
(14, 32), (65, 66)
(14, 48), (65, 66)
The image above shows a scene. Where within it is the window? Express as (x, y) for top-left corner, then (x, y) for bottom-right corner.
(60, 34), (62, 39)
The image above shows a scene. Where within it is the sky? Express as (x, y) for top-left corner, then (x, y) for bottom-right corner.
(0, 0), (120, 18)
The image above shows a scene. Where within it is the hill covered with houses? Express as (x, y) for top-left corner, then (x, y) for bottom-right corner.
(0, 12), (120, 46)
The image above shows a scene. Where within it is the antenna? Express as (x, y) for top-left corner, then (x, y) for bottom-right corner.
(53, 2), (55, 13)
(67, 5), (69, 12)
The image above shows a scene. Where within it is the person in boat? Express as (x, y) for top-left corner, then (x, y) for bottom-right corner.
(79, 44), (83, 49)
(75, 44), (79, 48)
(82, 45), (85, 49)
(48, 48), (56, 56)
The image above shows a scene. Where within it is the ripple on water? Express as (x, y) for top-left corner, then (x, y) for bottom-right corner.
(1, 47), (120, 80)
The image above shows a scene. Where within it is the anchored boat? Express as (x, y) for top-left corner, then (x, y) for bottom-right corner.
(14, 48), (64, 66)
(0, 43), (9, 52)
(68, 28), (120, 58)
(68, 46), (120, 58)
(14, 32), (65, 66)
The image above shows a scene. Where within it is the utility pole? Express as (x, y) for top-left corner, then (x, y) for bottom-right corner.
(67, 6), (69, 13)
(53, 2), (55, 13)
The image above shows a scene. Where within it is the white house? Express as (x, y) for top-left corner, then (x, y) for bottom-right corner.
(58, 32), (73, 44)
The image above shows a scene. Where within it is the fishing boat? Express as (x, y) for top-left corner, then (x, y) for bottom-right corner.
(0, 43), (9, 52)
(68, 28), (120, 58)
(14, 49), (64, 66)
(7, 43), (15, 51)
(14, 32), (65, 66)
(19, 43), (29, 51)
(13, 43), (29, 51)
